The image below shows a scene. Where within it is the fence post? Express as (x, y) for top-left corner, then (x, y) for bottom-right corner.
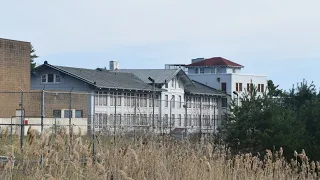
(199, 96), (202, 142)
(134, 93), (137, 144)
(214, 104), (216, 134)
(69, 88), (73, 157)
(41, 89), (45, 133)
(20, 89), (24, 152)
(114, 93), (117, 145)
(92, 92), (96, 164)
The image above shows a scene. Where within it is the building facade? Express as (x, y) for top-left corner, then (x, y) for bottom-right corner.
(166, 57), (268, 103)
(31, 62), (228, 134)
(0, 38), (31, 118)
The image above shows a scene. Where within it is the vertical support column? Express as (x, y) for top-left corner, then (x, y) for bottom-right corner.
(199, 96), (202, 142)
(41, 89), (45, 133)
(114, 93), (117, 144)
(20, 90), (24, 152)
(92, 92), (96, 164)
(152, 83), (155, 132)
(134, 92), (137, 143)
(69, 88), (73, 157)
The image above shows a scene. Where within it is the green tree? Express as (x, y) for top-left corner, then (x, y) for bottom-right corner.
(219, 84), (304, 158)
(267, 80), (282, 97)
(30, 44), (38, 71)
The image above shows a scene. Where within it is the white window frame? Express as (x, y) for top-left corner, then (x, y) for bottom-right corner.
(41, 74), (61, 84)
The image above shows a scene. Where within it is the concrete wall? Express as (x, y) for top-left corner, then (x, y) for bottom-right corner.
(0, 117), (88, 135)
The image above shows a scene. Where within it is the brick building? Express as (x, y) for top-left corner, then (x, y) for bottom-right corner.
(0, 38), (31, 118)
(0, 38), (88, 119)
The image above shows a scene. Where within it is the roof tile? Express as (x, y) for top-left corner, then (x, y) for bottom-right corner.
(187, 57), (243, 67)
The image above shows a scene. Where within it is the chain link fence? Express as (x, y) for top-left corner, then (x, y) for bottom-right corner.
(0, 90), (226, 139)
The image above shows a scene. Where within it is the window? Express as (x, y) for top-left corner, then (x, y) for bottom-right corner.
(217, 67), (220, 73)
(178, 114), (182, 126)
(171, 95), (175, 108)
(48, 74), (54, 82)
(236, 83), (243, 92)
(143, 94), (147, 107)
(247, 83), (253, 92)
(55, 74), (60, 83)
(200, 68), (205, 74)
(41, 74), (61, 83)
(64, 110), (72, 118)
(165, 95), (168, 107)
(41, 75), (46, 83)
(165, 83), (168, 88)
(164, 114), (169, 127)
(75, 110), (83, 118)
(195, 68), (199, 74)
(94, 93), (99, 106)
(221, 83), (227, 92)
(222, 98), (228, 108)
(211, 68), (215, 74)
(192, 97), (196, 108)
(117, 92), (121, 106)
(53, 110), (61, 118)
(171, 114), (175, 127)
(172, 79), (175, 87)
(110, 92), (115, 106)
(124, 93), (130, 106)
(233, 68), (236, 73)
(130, 93), (135, 107)
(178, 81), (181, 88)
(102, 92), (108, 106)
(179, 96), (182, 108)
(257, 84), (265, 92)
(261, 84), (265, 93)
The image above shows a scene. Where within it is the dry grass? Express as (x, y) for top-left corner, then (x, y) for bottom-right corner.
(0, 128), (319, 180)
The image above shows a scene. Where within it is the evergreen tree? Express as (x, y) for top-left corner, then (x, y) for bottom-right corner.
(30, 44), (38, 71)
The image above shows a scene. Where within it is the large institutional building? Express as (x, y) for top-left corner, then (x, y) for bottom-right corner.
(166, 57), (268, 103)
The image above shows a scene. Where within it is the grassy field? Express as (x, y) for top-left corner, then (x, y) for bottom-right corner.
(0, 126), (319, 180)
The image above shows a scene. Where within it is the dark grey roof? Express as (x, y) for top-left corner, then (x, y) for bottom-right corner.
(115, 69), (193, 85)
(185, 80), (227, 96)
(36, 63), (160, 92)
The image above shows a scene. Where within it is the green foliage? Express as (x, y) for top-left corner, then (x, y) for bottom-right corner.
(219, 80), (320, 160)
(30, 44), (38, 71)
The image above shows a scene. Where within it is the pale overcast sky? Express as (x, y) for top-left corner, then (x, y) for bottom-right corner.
(1, 0), (320, 90)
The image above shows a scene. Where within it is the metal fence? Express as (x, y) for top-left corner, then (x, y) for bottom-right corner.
(0, 90), (226, 137)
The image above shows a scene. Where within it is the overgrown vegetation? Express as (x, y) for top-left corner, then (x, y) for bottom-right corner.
(219, 79), (320, 161)
(0, 125), (319, 179)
